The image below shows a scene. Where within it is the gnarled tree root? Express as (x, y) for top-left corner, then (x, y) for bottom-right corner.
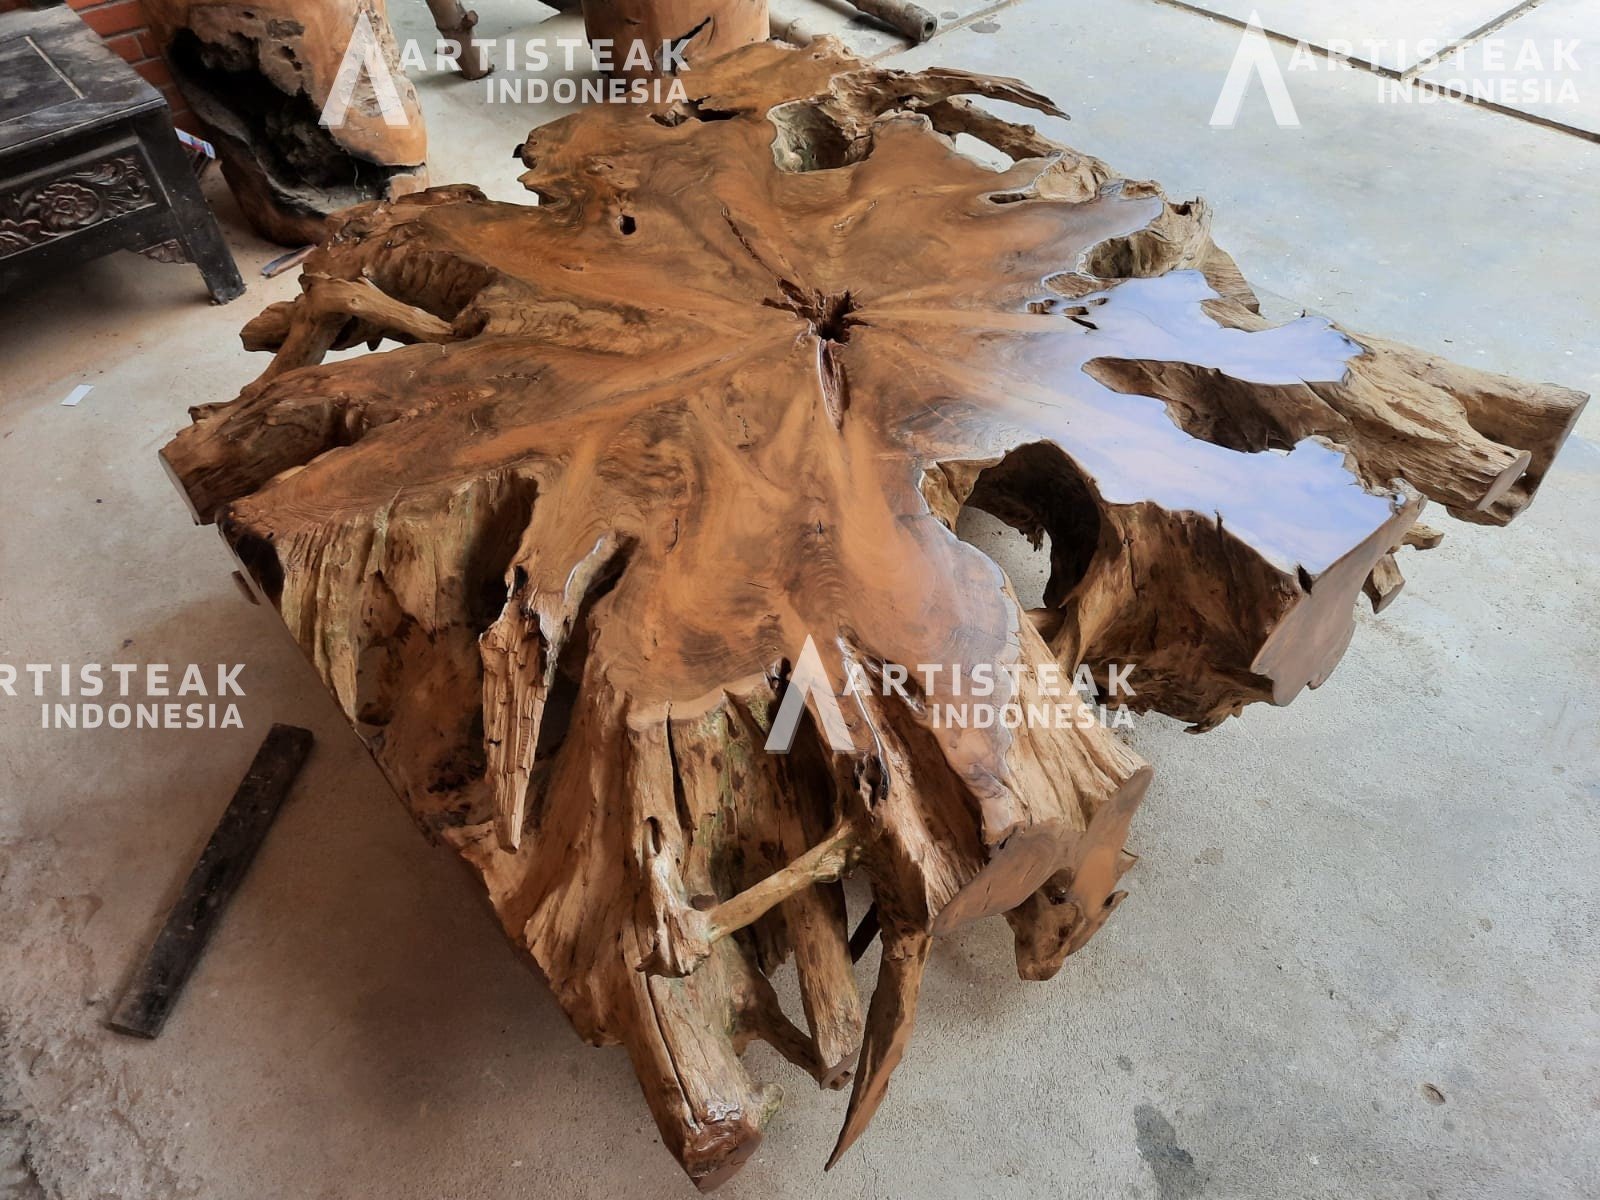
(162, 39), (1585, 1187)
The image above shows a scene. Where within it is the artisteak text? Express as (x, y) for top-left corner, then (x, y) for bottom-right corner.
(0, 663), (246, 730)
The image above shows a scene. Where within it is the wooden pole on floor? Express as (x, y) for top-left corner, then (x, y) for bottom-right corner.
(108, 724), (314, 1039)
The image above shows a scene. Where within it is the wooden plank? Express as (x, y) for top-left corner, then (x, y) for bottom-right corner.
(108, 723), (313, 1039)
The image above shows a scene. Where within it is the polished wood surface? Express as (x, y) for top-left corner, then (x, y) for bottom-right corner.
(162, 39), (1585, 1187)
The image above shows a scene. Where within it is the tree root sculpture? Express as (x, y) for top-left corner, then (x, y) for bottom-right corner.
(161, 39), (1585, 1188)
(146, 0), (429, 245)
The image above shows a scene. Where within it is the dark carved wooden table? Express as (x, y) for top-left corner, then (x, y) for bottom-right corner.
(0, 5), (243, 303)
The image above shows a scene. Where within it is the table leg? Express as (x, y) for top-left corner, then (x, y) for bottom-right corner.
(134, 111), (245, 304)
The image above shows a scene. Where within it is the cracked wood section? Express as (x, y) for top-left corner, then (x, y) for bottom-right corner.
(146, 0), (429, 245)
(161, 39), (1585, 1188)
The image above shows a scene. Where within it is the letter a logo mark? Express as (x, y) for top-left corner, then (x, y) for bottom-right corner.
(1210, 12), (1300, 128)
(322, 11), (411, 130)
(765, 636), (855, 755)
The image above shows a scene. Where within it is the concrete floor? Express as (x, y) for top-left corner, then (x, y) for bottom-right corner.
(2, 0), (1597, 1196)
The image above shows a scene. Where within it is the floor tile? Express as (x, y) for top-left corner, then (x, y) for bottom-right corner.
(1418, 0), (1598, 136)
(1173, 0), (1520, 72)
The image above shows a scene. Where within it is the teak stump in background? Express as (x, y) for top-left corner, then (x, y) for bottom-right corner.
(162, 40), (1585, 1188)
(145, 0), (428, 245)
(582, 0), (769, 75)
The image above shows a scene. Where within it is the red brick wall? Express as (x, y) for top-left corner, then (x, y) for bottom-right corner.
(1, 0), (199, 133)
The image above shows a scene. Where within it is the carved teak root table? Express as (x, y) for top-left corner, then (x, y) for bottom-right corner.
(161, 40), (1584, 1188)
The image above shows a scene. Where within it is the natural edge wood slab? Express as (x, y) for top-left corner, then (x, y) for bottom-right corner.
(161, 39), (1585, 1187)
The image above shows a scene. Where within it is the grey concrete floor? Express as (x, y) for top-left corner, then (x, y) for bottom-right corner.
(2, 0), (1597, 1197)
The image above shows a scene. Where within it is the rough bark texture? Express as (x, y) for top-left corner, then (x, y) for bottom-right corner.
(161, 39), (1585, 1188)
(146, 0), (428, 245)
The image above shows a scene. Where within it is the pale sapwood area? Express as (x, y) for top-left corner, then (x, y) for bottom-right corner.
(162, 39), (1585, 1189)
